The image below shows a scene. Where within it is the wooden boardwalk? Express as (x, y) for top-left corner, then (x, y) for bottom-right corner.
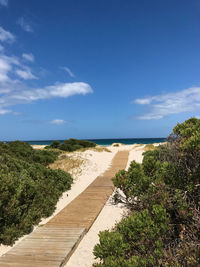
(0, 151), (129, 267)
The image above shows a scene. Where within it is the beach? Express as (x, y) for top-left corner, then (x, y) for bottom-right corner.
(1, 2), (198, 265)
(0, 143), (160, 265)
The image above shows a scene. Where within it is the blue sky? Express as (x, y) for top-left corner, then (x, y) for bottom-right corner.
(0, 0), (200, 140)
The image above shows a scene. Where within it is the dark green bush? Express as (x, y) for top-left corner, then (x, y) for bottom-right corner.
(59, 142), (75, 152)
(93, 118), (200, 266)
(46, 138), (96, 152)
(0, 141), (72, 245)
(46, 140), (60, 149)
(94, 205), (168, 267)
(0, 141), (59, 166)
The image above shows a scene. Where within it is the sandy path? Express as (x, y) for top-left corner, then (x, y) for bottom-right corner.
(65, 145), (145, 267)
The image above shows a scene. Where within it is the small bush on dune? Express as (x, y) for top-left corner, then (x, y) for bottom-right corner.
(48, 140), (60, 149)
(112, 143), (119, 147)
(0, 141), (72, 245)
(46, 138), (96, 152)
(93, 147), (111, 152)
(32, 149), (59, 165)
(93, 118), (200, 266)
(143, 143), (155, 151)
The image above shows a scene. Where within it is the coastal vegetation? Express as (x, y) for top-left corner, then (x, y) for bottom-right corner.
(143, 143), (155, 151)
(112, 143), (126, 147)
(112, 143), (119, 147)
(78, 146), (111, 152)
(45, 138), (96, 152)
(50, 153), (86, 176)
(91, 147), (111, 152)
(0, 141), (72, 245)
(93, 118), (200, 266)
(0, 141), (59, 166)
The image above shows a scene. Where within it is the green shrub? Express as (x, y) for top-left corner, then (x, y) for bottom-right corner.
(93, 118), (200, 266)
(46, 138), (96, 152)
(0, 141), (59, 166)
(0, 141), (72, 245)
(48, 140), (60, 149)
(94, 206), (168, 267)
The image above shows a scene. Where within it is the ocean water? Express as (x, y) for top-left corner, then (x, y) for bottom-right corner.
(26, 138), (166, 146)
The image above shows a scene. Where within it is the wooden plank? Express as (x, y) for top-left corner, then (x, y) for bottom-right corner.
(0, 228), (85, 267)
(3, 253), (64, 262)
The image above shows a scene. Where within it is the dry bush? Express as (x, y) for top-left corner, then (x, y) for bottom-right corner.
(49, 153), (87, 176)
(111, 143), (125, 147)
(77, 146), (111, 152)
(144, 144), (155, 151)
(133, 144), (143, 148)
(92, 146), (111, 152)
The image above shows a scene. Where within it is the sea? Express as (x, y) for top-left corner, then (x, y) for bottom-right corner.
(26, 138), (166, 146)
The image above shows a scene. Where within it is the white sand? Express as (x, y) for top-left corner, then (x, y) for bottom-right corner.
(0, 143), (159, 262)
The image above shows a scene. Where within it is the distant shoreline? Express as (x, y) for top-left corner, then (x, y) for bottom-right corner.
(21, 138), (166, 147)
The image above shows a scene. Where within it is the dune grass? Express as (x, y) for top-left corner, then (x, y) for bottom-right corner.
(49, 153), (86, 176)
(78, 146), (111, 152)
(133, 144), (143, 148)
(143, 144), (156, 151)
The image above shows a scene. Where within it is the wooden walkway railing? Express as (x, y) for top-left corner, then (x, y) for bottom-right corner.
(0, 151), (129, 267)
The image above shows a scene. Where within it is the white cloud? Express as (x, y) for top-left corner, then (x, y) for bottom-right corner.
(0, 50), (93, 111)
(8, 82), (93, 102)
(135, 98), (152, 105)
(16, 67), (37, 80)
(17, 17), (33, 32)
(0, 57), (11, 81)
(0, 0), (8, 6)
(22, 53), (34, 62)
(61, 66), (75, 78)
(0, 27), (15, 43)
(0, 44), (4, 51)
(0, 55), (19, 82)
(134, 87), (200, 120)
(24, 119), (66, 125)
(44, 82), (92, 98)
(0, 80), (93, 114)
(48, 119), (66, 125)
(0, 52), (36, 82)
(0, 27), (93, 115)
